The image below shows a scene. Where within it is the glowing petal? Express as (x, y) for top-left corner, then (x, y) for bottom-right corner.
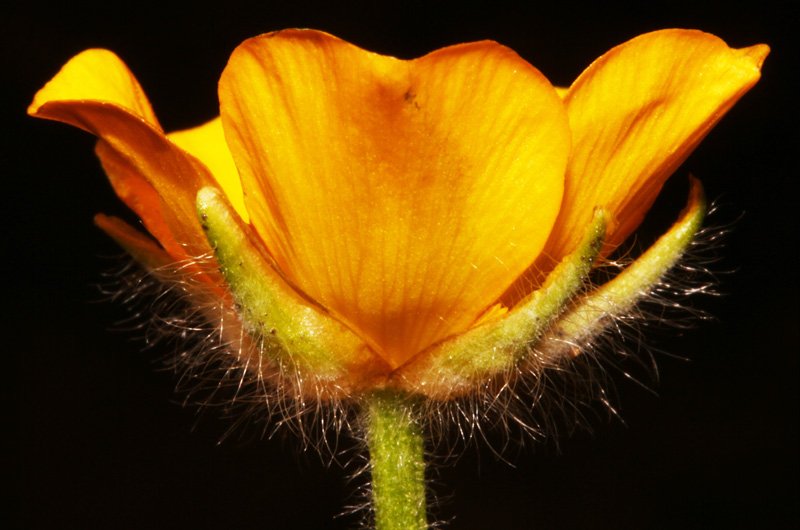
(30, 49), (161, 129)
(220, 29), (569, 367)
(28, 49), (220, 261)
(546, 29), (768, 261)
(168, 118), (249, 223)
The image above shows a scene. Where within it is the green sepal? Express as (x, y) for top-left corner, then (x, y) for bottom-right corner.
(539, 178), (706, 358)
(196, 187), (390, 395)
(397, 210), (607, 398)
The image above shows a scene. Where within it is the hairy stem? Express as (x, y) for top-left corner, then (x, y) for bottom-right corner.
(364, 391), (428, 530)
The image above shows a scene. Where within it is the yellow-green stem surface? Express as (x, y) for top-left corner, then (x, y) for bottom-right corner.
(365, 391), (428, 530)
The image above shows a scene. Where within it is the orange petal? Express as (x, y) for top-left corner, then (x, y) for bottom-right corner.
(28, 49), (218, 261)
(94, 140), (182, 257)
(220, 30), (569, 367)
(168, 117), (249, 223)
(94, 214), (173, 270)
(546, 29), (768, 261)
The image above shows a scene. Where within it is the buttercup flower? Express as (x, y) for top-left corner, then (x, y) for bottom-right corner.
(30, 28), (766, 530)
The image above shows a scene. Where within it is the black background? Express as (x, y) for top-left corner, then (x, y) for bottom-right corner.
(6, 1), (797, 529)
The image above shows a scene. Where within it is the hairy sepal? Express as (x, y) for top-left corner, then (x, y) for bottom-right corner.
(196, 186), (391, 399)
(538, 177), (706, 360)
(396, 211), (608, 399)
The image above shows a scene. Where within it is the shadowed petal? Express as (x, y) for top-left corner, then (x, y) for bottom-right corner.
(94, 214), (172, 270)
(219, 29), (569, 367)
(93, 140), (184, 257)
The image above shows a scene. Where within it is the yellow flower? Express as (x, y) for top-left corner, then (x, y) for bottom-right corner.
(29, 29), (766, 400)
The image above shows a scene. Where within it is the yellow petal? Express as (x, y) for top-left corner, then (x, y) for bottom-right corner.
(29, 49), (221, 262)
(554, 86), (569, 99)
(219, 29), (569, 367)
(168, 118), (249, 223)
(29, 48), (161, 130)
(546, 29), (768, 261)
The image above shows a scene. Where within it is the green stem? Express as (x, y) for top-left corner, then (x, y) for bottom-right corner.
(365, 391), (428, 530)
